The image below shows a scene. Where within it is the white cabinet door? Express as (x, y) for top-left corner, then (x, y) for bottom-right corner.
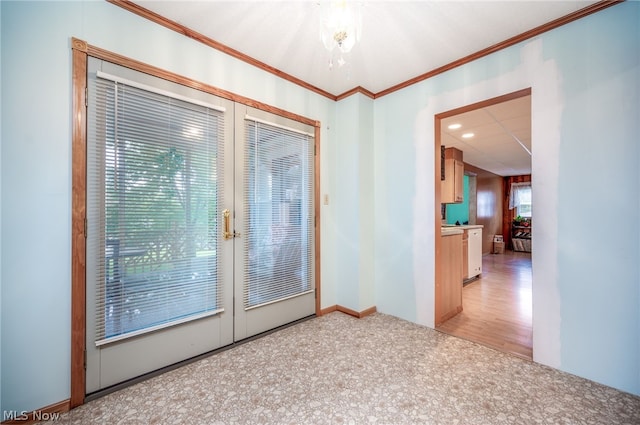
(467, 228), (483, 279)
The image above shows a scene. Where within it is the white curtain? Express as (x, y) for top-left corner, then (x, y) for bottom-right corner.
(509, 182), (531, 210)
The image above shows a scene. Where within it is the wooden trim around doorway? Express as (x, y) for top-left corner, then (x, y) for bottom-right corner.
(434, 88), (532, 326)
(315, 125), (322, 316)
(70, 38), (88, 409)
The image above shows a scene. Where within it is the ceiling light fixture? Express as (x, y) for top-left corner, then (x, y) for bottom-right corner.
(448, 123), (462, 130)
(462, 132), (475, 139)
(319, 1), (362, 68)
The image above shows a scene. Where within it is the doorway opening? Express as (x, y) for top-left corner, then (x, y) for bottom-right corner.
(434, 89), (533, 360)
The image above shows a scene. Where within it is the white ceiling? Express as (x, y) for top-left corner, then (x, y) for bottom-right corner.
(125, 0), (602, 176)
(441, 95), (531, 176)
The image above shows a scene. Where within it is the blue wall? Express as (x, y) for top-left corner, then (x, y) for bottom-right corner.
(0, 1), (337, 414)
(551, 5), (639, 391)
(1, 0), (639, 415)
(372, 1), (639, 396)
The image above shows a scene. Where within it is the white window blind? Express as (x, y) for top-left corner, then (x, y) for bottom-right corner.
(243, 119), (314, 309)
(88, 74), (225, 345)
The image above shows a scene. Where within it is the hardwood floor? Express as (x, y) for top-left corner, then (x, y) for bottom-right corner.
(436, 250), (533, 360)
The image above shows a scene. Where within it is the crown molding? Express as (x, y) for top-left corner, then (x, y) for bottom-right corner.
(109, 0), (622, 102)
(374, 0), (622, 99)
(107, 0), (338, 101)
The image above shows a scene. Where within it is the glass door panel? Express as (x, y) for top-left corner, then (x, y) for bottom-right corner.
(233, 105), (315, 340)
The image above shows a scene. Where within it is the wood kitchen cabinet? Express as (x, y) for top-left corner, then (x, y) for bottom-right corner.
(462, 231), (469, 279)
(436, 231), (463, 325)
(441, 147), (464, 203)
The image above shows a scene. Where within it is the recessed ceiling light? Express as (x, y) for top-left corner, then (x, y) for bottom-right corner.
(462, 132), (475, 139)
(448, 123), (462, 130)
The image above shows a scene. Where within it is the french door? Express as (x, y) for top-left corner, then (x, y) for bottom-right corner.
(85, 59), (315, 394)
(233, 105), (316, 340)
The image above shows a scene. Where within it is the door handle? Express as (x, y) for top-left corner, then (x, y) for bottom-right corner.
(222, 209), (240, 240)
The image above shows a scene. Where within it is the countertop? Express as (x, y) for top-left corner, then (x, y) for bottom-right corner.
(442, 224), (484, 230)
(441, 224), (483, 236)
(441, 227), (464, 236)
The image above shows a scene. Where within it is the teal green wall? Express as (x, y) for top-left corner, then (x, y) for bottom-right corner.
(445, 175), (470, 224)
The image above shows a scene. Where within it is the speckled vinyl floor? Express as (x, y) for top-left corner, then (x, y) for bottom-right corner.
(48, 312), (640, 424)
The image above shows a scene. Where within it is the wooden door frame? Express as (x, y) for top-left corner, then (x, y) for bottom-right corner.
(70, 38), (322, 407)
(433, 88), (531, 326)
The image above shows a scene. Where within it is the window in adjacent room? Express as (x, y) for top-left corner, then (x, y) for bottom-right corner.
(509, 182), (532, 218)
